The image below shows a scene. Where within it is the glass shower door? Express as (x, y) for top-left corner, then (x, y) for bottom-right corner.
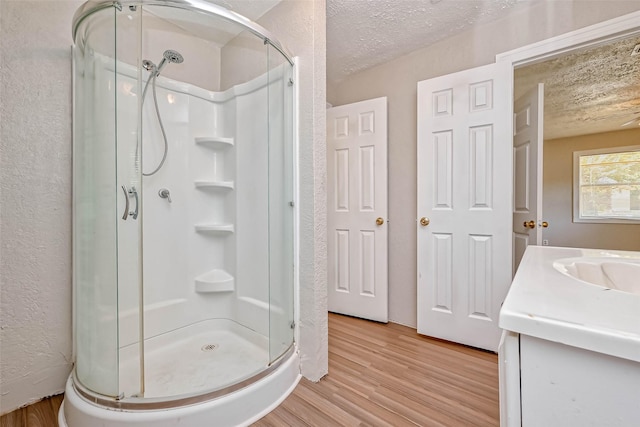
(73, 18), (121, 397)
(73, 3), (144, 399)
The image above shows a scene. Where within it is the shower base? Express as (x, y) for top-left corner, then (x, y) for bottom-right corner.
(59, 319), (300, 427)
(119, 319), (269, 398)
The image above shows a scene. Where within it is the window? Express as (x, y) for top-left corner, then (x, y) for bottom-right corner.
(573, 145), (640, 223)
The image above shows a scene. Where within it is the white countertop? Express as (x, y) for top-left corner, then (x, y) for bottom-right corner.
(499, 246), (640, 363)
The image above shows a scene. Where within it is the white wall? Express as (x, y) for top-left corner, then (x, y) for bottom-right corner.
(0, 0), (82, 414)
(543, 128), (640, 251)
(327, 1), (640, 328)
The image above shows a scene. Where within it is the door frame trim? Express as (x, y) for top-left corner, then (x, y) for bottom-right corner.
(496, 11), (640, 67)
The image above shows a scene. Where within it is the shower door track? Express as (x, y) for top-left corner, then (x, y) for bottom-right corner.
(71, 0), (294, 66)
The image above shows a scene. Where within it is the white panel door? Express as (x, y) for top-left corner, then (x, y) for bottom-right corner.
(327, 97), (388, 323)
(512, 84), (544, 275)
(417, 63), (511, 351)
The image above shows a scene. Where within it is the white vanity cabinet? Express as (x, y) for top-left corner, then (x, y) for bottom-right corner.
(499, 246), (640, 427)
(500, 331), (640, 427)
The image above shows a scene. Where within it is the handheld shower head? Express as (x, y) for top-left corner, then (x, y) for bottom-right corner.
(156, 49), (184, 75)
(164, 49), (184, 64)
(141, 49), (184, 99)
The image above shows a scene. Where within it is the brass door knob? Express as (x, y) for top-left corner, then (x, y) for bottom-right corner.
(523, 220), (536, 229)
(420, 217), (430, 227)
(376, 217), (384, 226)
(541, 221), (549, 228)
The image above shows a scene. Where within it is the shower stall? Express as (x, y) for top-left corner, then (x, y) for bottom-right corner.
(60, 1), (298, 425)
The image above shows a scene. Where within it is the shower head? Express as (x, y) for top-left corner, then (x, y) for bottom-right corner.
(164, 50), (184, 64)
(143, 50), (184, 77)
(156, 49), (184, 75)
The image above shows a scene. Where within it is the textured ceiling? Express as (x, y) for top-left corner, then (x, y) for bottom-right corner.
(515, 36), (640, 140)
(327, 0), (640, 140)
(327, 0), (528, 85)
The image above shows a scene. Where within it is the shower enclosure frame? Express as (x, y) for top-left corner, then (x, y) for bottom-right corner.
(72, 0), (294, 67)
(63, 0), (299, 422)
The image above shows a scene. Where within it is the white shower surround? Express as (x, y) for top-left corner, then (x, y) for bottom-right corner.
(106, 55), (296, 384)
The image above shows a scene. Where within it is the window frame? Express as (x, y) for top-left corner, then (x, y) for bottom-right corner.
(573, 145), (640, 224)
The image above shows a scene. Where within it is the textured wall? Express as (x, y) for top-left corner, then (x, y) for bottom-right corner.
(327, 1), (640, 328)
(543, 128), (640, 251)
(0, 0), (82, 414)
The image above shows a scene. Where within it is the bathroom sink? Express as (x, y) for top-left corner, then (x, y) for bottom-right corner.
(553, 257), (640, 295)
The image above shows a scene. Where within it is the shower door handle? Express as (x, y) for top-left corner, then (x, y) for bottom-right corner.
(121, 185), (139, 220)
(121, 185), (130, 220)
(129, 186), (139, 219)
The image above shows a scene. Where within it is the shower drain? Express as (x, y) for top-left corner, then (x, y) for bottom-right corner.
(201, 344), (218, 352)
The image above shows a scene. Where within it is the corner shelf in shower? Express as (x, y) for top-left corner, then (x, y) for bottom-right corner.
(194, 180), (235, 190)
(195, 136), (234, 149)
(195, 269), (234, 293)
(195, 223), (234, 233)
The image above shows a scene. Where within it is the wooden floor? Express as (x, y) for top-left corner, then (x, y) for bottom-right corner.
(0, 394), (63, 427)
(254, 313), (499, 426)
(1, 313), (498, 426)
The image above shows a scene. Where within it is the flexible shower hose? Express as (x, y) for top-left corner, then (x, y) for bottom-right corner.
(140, 73), (169, 177)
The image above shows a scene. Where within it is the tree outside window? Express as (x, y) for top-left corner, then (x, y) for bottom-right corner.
(573, 146), (640, 223)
